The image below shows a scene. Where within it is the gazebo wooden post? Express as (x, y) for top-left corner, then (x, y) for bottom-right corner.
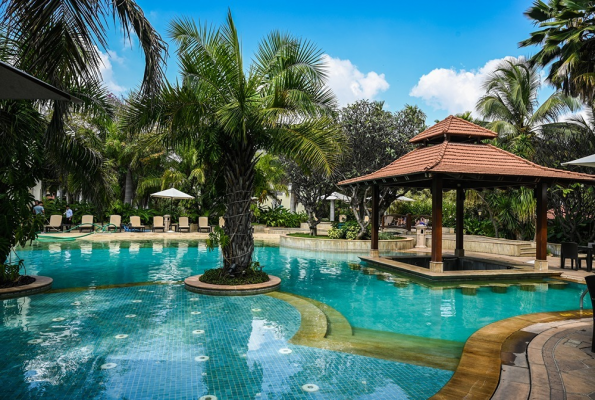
(430, 176), (443, 272)
(534, 182), (548, 270)
(455, 187), (465, 258)
(370, 184), (379, 257)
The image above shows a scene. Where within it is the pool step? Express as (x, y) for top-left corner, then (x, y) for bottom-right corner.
(270, 291), (462, 371)
(519, 245), (536, 256)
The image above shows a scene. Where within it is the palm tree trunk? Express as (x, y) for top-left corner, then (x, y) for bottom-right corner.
(124, 168), (134, 205)
(222, 143), (257, 276)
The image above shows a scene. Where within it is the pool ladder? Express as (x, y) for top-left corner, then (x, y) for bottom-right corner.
(580, 288), (589, 310)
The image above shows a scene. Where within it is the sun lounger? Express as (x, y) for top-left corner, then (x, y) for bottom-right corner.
(106, 215), (121, 232)
(198, 216), (211, 233)
(44, 215), (63, 232)
(79, 215), (94, 232)
(130, 216), (146, 232)
(178, 217), (190, 232)
(152, 216), (165, 232)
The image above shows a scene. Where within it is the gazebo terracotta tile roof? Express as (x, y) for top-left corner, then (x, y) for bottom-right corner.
(410, 115), (498, 143)
(338, 141), (595, 186)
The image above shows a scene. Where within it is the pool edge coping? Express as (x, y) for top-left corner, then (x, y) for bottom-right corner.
(429, 309), (594, 400)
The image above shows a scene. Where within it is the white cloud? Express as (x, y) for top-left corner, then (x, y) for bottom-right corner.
(322, 54), (389, 106)
(98, 49), (126, 95)
(409, 57), (516, 116)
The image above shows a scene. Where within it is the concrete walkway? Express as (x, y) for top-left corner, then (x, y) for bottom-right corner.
(494, 318), (594, 400)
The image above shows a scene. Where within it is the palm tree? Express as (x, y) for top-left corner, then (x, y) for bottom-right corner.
(476, 57), (580, 160)
(520, 0), (595, 103)
(0, 0), (167, 202)
(127, 13), (343, 276)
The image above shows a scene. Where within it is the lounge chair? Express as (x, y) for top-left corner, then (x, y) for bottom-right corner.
(152, 216), (165, 232)
(79, 215), (94, 232)
(198, 216), (211, 233)
(219, 217), (225, 228)
(44, 215), (63, 232)
(178, 217), (190, 232)
(106, 215), (121, 232)
(130, 216), (146, 232)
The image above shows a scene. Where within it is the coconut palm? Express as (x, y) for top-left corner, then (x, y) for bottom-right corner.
(0, 0), (167, 202)
(476, 57), (580, 160)
(520, 0), (595, 103)
(126, 13), (343, 276)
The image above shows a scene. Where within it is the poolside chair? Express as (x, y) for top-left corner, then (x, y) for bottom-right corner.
(219, 217), (225, 228)
(44, 215), (63, 232)
(79, 215), (94, 232)
(198, 216), (211, 233)
(152, 216), (165, 232)
(130, 216), (146, 232)
(339, 214), (347, 223)
(106, 215), (121, 232)
(178, 217), (190, 232)
(560, 242), (587, 270)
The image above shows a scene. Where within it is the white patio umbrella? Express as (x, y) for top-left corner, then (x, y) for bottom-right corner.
(324, 192), (350, 222)
(150, 188), (195, 232)
(561, 154), (595, 168)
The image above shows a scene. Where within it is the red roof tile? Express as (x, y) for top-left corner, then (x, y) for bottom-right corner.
(338, 142), (595, 186)
(410, 115), (498, 143)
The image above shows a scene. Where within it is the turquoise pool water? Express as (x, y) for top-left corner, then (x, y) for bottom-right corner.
(1, 239), (590, 399)
(17, 240), (590, 342)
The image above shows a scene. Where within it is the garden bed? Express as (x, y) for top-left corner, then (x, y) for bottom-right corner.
(280, 234), (414, 253)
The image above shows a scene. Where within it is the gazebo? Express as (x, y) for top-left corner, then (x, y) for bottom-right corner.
(338, 116), (595, 273)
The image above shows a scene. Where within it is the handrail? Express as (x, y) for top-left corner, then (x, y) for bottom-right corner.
(580, 288), (589, 310)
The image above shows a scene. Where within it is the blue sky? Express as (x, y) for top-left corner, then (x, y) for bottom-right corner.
(103, 0), (545, 122)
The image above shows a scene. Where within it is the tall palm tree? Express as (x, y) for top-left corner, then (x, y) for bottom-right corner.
(0, 0), (167, 202)
(520, 0), (595, 103)
(127, 13), (343, 276)
(476, 57), (580, 160)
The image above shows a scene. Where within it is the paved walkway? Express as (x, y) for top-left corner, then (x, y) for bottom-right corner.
(494, 318), (594, 400)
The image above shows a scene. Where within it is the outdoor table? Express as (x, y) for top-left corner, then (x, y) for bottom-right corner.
(170, 223), (179, 232)
(577, 246), (593, 272)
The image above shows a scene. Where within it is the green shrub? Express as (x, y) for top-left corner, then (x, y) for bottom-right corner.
(0, 260), (22, 284)
(199, 268), (269, 285)
(254, 206), (306, 227)
(327, 227), (345, 239)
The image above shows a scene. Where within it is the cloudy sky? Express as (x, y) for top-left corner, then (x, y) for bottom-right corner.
(101, 0), (548, 122)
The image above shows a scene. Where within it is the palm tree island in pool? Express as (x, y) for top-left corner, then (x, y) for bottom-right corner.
(128, 12), (344, 278)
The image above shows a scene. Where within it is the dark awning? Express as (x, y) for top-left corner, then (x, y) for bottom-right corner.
(0, 60), (82, 103)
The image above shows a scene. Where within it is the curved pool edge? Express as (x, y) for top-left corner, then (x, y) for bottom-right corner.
(430, 308), (594, 400)
(184, 274), (281, 296)
(0, 275), (53, 299)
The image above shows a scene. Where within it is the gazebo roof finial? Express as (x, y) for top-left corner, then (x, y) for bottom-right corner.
(410, 115), (498, 144)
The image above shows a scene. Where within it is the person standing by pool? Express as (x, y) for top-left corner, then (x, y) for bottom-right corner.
(64, 205), (73, 224)
(33, 201), (44, 215)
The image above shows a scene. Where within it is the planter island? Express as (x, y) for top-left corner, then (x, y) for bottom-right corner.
(184, 274), (281, 296)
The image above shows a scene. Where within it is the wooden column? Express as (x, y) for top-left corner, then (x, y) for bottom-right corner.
(455, 187), (465, 257)
(371, 184), (379, 256)
(431, 176), (443, 268)
(534, 182), (548, 270)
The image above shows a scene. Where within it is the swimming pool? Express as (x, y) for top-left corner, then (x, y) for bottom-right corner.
(0, 239), (589, 399)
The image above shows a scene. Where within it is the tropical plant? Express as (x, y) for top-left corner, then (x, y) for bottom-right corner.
(253, 206), (306, 228)
(520, 0), (595, 103)
(338, 101), (426, 238)
(126, 13), (344, 276)
(282, 159), (336, 235)
(0, 0), (166, 268)
(476, 57), (580, 160)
